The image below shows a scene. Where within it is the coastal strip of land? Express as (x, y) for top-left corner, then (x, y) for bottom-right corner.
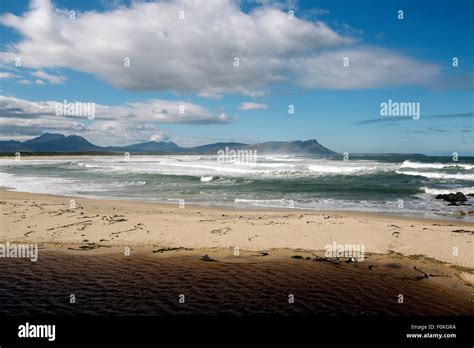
(0, 189), (473, 315)
(0, 189), (473, 268)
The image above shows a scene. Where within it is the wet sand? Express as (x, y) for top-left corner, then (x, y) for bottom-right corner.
(0, 247), (472, 316)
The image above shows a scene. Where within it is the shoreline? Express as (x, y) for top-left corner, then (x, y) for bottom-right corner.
(1, 186), (473, 223)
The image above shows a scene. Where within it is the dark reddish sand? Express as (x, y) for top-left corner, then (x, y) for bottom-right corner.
(0, 251), (472, 316)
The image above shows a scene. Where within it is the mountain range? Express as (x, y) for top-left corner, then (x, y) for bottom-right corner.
(0, 133), (338, 156)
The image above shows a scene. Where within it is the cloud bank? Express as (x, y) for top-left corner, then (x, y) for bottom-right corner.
(0, 0), (441, 96)
(0, 95), (233, 145)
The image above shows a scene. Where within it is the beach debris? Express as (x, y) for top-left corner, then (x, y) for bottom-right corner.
(46, 220), (94, 231)
(248, 234), (258, 241)
(291, 255), (304, 259)
(153, 247), (193, 253)
(200, 254), (217, 262)
(311, 255), (340, 265)
(102, 214), (127, 224)
(451, 229), (474, 235)
(210, 226), (231, 235)
(413, 265), (429, 280)
(109, 224), (144, 238)
(368, 265), (374, 270)
(412, 266), (446, 280)
(68, 242), (107, 251)
(392, 231), (400, 238)
(78, 214), (100, 219)
(253, 252), (269, 257)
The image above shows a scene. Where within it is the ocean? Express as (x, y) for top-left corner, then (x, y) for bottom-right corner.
(1, 154), (473, 220)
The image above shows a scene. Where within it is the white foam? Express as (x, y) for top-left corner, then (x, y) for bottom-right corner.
(421, 187), (474, 195)
(0, 172), (78, 195)
(397, 170), (474, 181)
(126, 180), (147, 186)
(234, 198), (293, 207)
(235, 198), (288, 203)
(308, 164), (386, 175)
(400, 160), (474, 170)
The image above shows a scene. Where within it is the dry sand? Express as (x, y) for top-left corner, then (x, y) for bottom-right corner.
(0, 189), (473, 268)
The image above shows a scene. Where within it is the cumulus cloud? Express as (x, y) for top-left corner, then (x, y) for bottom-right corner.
(0, 95), (233, 145)
(293, 48), (440, 89)
(0, 95), (233, 124)
(31, 70), (66, 84)
(0, 72), (19, 79)
(0, 0), (441, 95)
(238, 102), (268, 110)
(150, 131), (170, 142)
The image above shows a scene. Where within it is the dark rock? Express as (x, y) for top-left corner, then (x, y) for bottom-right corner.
(435, 192), (467, 204)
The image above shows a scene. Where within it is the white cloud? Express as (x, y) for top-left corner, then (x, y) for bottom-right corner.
(293, 48), (440, 89)
(0, 95), (234, 145)
(32, 70), (66, 84)
(238, 102), (268, 110)
(0, 0), (439, 95)
(0, 95), (232, 124)
(150, 131), (170, 142)
(0, 72), (19, 79)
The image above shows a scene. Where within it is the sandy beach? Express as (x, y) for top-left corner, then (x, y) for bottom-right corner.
(1, 189), (473, 267)
(1, 189), (473, 315)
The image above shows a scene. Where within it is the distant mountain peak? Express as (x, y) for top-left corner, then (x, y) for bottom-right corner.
(24, 133), (66, 144)
(0, 134), (338, 156)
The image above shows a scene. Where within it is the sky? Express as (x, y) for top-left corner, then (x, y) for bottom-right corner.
(0, 0), (473, 155)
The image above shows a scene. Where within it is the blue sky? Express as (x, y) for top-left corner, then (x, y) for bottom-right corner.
(0, 0), (473, 155)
